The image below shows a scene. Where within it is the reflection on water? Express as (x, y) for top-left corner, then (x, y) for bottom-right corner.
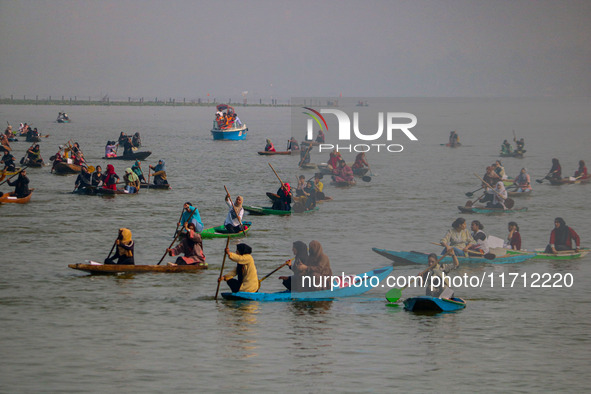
(218, 301), (260, 359)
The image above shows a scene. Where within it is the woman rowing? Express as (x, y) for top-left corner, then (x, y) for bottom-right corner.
(305, 241), (333, 290)
(493, 160), (507, 180)
(279, 240), (309, 291)
(123, 168), (140, 194)
(264, 139), (276, 152)
(102, 164), (120, 190)
(327, 150), (342, 171)
(179, 201), (204, 234)
(287, 137), (300, 151)
(131, 160), (146, 183)
(485, 181), (508, 209)
(500, 139), (513, 155)
(271, 182), (292, 211)
(224, 194), (244, 233)
(74, 166), (92, 192)
(1, 150), (16, 171)
(574, 160), (587, 179)
(352, 152), (369, 172)
(24, 144), (44, 166)
(546, 158), (562, 181)
(7, 169), (30, 198)
(544, 217), (580, 254)
(417, 249), (459, 298)
(149, 159), (168, 186)
(104, 228), (135, 265)
(166, 223), (206, 266)
(332, 160), (354, 183)
(439, 217), (476, 257)
(219, 243), (258, 293)
(513, 168), (532, 192)
(91, 165), (104, 187)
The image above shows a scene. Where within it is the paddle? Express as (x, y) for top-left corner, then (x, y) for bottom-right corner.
(298, 145), (313, 168)
(214, 237), (231, 301)
(258, 258), (293, 290)
(430, 241), (496, 260)
(0, 166), (28, 186)
(224, 185), (247, 237)
(465, 186), (484, 198)
(474, 173), (514, 209)
(464, 191), (486, 208)
(173, 206), (186, 237)
(104, 236), (119, 263)
(385, 253), (448, 302)
(159, 206), (198, 265)
(536, 169), (557, 184)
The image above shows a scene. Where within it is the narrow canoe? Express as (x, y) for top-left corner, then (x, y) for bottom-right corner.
(139, 183), (171, 190)
(0, 189), (34, 204)
(201, 222), (252, 239)
(69, 261), (207, 274)
(499, 151), (524, 158)
(222, 266), (393, 301)
(53, 162), (82, 175)
(458, 205), (528, 214)
(257, 151), (292, 155)
(243, 205), (318, 215)
(371, 248), (536, 265)
(2, 167), (24, 176)
(507, 248), (590, 260)
(549, 176), (591, 185)
(403, 296), (466, 312)
(73, 187), (137, 196)
(104, 151), (152, 160)
(508, 189), (532, 197)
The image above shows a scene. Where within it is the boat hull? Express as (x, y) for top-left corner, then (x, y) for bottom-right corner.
(221, 266), (393, 301)
(0, 189), (34, 204)
(403, 296), (466, 312)
(508, 189), (532, 197)
(211, 125), (248, 140)
(69, 261), (207, 274)
(458, 205), (528, 214)
(104, 151), (152, 160)
(201, 222), (251, 239)
(257, 151), (292, 155)
(53, 162), (82, 175)
(549, 175), (591, 185)
(244, 205), (291, 215)
(372, 248), (536, 265)
(507, 248), (590, 260)
(139, 183), (171, 190)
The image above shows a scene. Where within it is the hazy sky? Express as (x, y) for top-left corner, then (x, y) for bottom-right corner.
(1, 0), (590, 100)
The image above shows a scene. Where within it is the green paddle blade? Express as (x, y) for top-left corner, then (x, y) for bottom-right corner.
(385, 287), (402, 303)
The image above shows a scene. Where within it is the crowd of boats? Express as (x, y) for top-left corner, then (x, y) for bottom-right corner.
(1, 112), (589, 312)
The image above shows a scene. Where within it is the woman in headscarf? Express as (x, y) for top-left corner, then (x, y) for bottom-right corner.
(105, 141), (117, 158)
(506, 222), (522, 251)
(303, 240), (333, 291)
(7, 169), (30, 198)
(166, 223), (206, 266)
(332, 160), (354, 183)
(123, 168), (140, 194)
(74, 166), (92, 192)
(468, 220), (489, 254)
(352, 152), (369, 170)
(24, 144), (43, 165)
(546, 158), (562, 180)
(104, 228), (135, 265)
(131, 132), (141, 148)
(574, 160), (587, 179)
(149, 159), (168, 185)
(544, 218), (580, 254)
(102, 164), (119, 190)
(219, 243), (258, 293)
(264, 139), (276, 152)
(279, 241), (309, 291)
(224, 194), (244, 233)
(514, 168), (532, 192)
(131, 160), (146, 183)
(178, 202), (204, 234)
(440, 217), (476, 257)
(271, 182), (291, 211)
(486, 181), (508, 209)
(327, 150), (342, 170)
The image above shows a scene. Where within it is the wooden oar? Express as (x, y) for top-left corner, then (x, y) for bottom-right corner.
(214, 237), (231, 301)
(298, 145), (313, 168)
(430, 241), (496, 260)
(474, 173), (514, 209)
(385, 253), (448, 302)
(258, 258), (293, 290)
(536, 170), (555, 184)
(465, 190), (486, 208)
(159, 206), (198, 265)
(104, 237), (119, 263)
(465, 186), (484, 197)
(224, 185), (247, 237)
(0, 166), (28, 186)
(173, 206), (185, 237)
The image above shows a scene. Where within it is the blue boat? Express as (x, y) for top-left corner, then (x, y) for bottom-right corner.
(210, 104), (247, 140)
(372, 248), (536, 265)
(221, 266), (393, 301)
(403, 296), (466, 312)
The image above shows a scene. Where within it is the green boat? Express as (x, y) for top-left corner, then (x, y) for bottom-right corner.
(458, 205), (528, 214)
(243, 205), (318, 216)
(507, 248), (589, 260)
(201, 221), (252, 239)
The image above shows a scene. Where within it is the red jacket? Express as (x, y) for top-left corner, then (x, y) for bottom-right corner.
(549, 227), (580, 248)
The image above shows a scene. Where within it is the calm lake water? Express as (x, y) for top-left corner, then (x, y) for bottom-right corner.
(1, 99), (590, 392)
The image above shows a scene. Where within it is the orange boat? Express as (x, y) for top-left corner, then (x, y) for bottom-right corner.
(0, 189), (34, 204)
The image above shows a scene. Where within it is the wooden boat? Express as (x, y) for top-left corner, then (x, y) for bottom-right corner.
(257, 150), (292, 155)
(53, 162), (82, 175)
(549, 175), (591, 185)
(458, 205), (528, 214)
(104, 151), (152, 161)
(243, 205), (317, 215)
(499, 151), (524, 158)
(139, 182), (171, 190)
(403, 296), (466, 312)
(69, 261), (207, 274)
(21, 160), (44, 168)
(371, 248), (536, 265)
(26, 135), (41, 143)
(507, 248), (589, 260)
(73, 187), (137, 196)
(222, 266), (393, 301)
(201, 221), (252, 239)
(330, 180), (356, 187)
(444, 142), (461, 147)
(507, 189), (532, 197)
(0, 189), (34, 204)
(3, 167), (24, 176)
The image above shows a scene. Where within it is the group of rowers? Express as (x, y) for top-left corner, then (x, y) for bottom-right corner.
(440, 216), (581, 256)
(544, 158), (587, 181)
(215, 110), (242, 130)
(104, 132), (142, 157)
(500, 136), (526, 155)
(73, 159), (168, 193)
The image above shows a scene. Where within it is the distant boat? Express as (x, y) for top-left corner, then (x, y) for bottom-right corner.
(211, 104), (247, 140)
